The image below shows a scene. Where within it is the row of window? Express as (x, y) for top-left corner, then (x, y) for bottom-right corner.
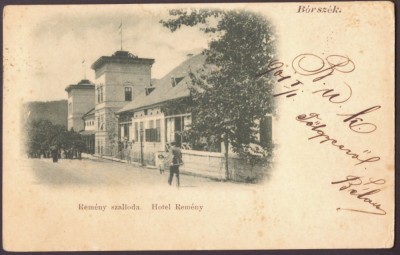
(121, 120), (161, 143)
(96, 86), (133, 103)
(114, 115), (272, 154)
(133, 119), (161, 142)
(127, 116), (219, 152)
(86, 120), (94, 126)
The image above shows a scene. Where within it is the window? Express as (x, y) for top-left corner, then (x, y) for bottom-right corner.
(145, 119), (160, 142)
(96, 139), (102, 154)
(125, 87), (132, 101)
(100, 115), (104, 131)
(145, 87), (155, 96)
(97, 86), (104, 103)
(171, 76), (185, 87)
(123, 124), (129, 140)
(145, 129), (160, 142)
(165, 115), (220, 152)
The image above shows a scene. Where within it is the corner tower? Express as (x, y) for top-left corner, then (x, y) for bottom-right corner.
(65, 79), (95, 132)
(91, 50), (154, 155)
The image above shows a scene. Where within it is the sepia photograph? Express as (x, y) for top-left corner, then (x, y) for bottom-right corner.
(3, 2), (395, 251)
(20, 6), (275, 186)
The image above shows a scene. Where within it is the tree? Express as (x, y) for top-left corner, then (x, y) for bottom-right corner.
(25, 119), (53, 157)
(105, 110), (119, 156)
(161, 9), (276, 179)
(24, 119), (85, 157)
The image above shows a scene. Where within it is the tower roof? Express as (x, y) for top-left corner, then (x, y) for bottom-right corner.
(65, 79), (95, 92)
(91, 50), (155, 70)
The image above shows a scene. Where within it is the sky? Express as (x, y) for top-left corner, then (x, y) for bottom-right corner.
(5, 5), (212, 102)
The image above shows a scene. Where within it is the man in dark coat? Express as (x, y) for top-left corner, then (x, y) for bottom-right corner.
(168, 141), (182, 187)
(50, 145), (58, 163)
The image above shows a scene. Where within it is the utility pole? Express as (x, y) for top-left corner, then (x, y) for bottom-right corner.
(140, 129), (144, 166)
(82, 60), (86, 79)
(119, 22), (123, 51)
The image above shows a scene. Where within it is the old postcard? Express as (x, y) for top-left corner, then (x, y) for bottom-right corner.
(3, 2), (395, 251)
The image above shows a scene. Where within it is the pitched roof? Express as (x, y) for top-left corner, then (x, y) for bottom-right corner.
(118, 53), (207, 113)
(91, 51), (154, 70)
(82, 108), (95, 119)
(65, 79), (95, 92)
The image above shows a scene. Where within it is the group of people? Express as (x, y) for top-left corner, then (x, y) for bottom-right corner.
(62, 148), (82, 160)
(28, 146), (82, 163)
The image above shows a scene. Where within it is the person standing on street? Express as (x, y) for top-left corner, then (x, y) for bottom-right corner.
(168, 141), (183, 187)
(50, 145), (58, 163)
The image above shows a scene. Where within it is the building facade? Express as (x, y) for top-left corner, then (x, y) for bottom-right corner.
(66, 51), (273, 181)
(90, 50), (154, 155)
(65, 79), (95, 132)
(117, 54), (206, 165)
(81, 108), (95, 154)
(116, 54), (273, 181)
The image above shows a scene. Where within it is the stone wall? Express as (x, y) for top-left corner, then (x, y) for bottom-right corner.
(227, 157), (269, 183)
(166, 150), (267, 182)
(180, 150), (225, 179)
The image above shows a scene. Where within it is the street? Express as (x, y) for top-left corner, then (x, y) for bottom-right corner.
(25, 156), (245, 188)
(4, 155), (263, 251)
